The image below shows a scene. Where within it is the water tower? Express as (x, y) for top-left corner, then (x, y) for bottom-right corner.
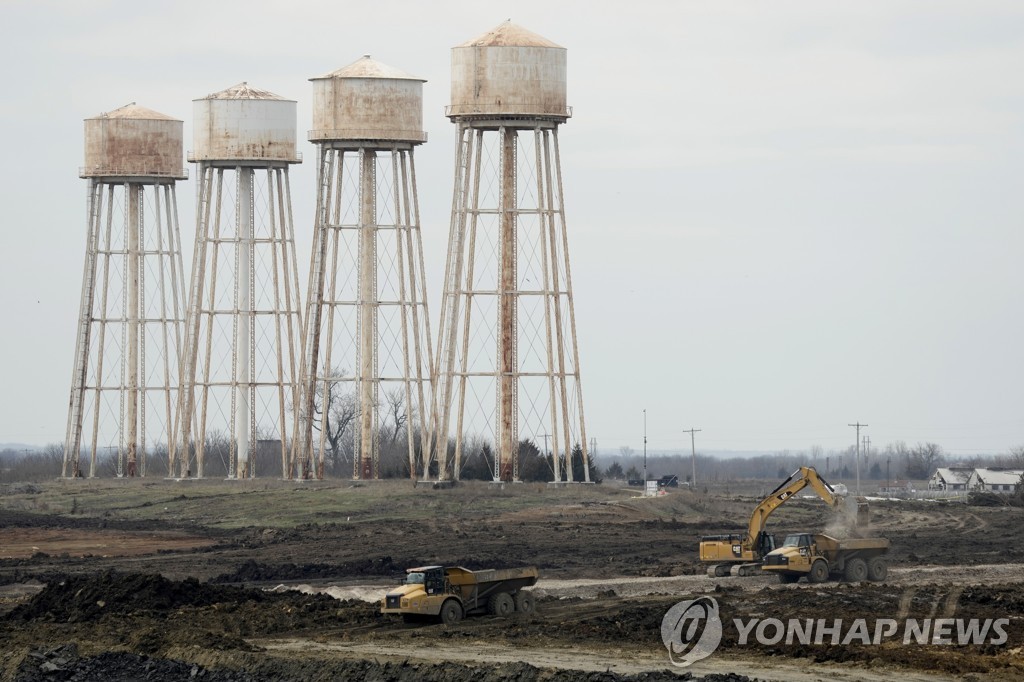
(294, 56), (434, 480)
(433, 22), (591, 482)
(173, 83), (303, 480)
(63, 103), (188, 478)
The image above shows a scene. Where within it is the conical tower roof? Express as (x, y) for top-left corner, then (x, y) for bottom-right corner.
(312, 55), (424, 82)
(458, 20), (562, 49)
(198, 82), (290, 101)
(88, 102), (180, 122)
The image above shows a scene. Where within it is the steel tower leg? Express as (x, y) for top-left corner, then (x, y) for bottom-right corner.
(498, 127), (518, 482)
(63, 180), (103, 478)
(357, 149), (377, 480)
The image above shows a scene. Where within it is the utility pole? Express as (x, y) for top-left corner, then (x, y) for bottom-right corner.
(863, 435), (871, 483)
(849, 422), (867, 495)
(886, 456), (891, 493)
(643, 409), (647, 484)
(683, 428), (701, 489)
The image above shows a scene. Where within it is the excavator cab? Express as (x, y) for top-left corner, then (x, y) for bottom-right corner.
(755, 530), (777, 556)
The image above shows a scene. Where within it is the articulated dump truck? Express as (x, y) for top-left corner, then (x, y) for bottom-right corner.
(762, 533), (890, 584)
(381, 565), (539, 624)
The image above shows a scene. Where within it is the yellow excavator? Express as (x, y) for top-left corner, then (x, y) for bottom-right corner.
(699, 466), (869, 577)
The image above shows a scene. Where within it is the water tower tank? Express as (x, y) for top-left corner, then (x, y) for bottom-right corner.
(83, 103), (185, 178)
(449, 20), (568, 119)
(309, 55), (426, 144)
(192, 83), (298, 163)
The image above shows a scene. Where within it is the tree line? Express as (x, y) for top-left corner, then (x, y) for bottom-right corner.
(596, 441), (1024, 488)
(5, 438), (1020, 487)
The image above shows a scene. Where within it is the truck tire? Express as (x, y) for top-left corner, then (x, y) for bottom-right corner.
(867, 556), (888, 582)
(514, 590), (535, 614)
(440, 599), (463, 625)
(777, 573), (799, 584)
(809, 559), (829, 583)
(844, 557), (868, 582)
(488, 592), (515, 617)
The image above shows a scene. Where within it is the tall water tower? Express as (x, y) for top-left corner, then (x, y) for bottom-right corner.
(294, 56), (434, 480)
(434, 22), (591, 482)
(63, 103), (188, 478)
(173, 83), (303, 480)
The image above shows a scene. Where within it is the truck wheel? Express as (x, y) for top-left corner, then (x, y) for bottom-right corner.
(488, 592), (515, 617)
(777, 573), (799, 584)
(514, 591), (535, 614)
(809, 560), (829, 583)
(867, 557), (888, 582)
(440, 599), (463, 625)
(844, 557), (868, 582)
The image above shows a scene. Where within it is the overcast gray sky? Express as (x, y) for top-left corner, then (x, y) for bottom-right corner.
(1, 0), (1021, 458)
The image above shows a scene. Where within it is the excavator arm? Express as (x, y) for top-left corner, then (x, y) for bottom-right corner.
(743, 467), (864, 552)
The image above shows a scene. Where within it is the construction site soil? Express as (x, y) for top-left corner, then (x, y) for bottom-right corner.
(0, 479), (1022, 681)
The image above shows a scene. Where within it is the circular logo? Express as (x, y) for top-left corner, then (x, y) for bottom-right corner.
(660, 596), (723, 667)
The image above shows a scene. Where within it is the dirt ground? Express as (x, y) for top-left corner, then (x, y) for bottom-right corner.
(1, 478), (1022, 681)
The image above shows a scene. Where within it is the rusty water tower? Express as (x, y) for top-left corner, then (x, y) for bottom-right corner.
(63, 103), (188, 478)
(173, 83), (303, 480)
(293, 56), (434, 480)
(433, 21), (591, 482)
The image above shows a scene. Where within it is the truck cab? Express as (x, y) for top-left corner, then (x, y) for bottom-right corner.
(405, 566), (446, 595)
(763, 533), (817, 579)
(383, 565), (446, 614)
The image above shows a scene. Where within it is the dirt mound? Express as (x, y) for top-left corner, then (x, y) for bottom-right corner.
(0, 508), (205, 533)
(214, 556), (400, 583)
(15, 643), (256, 681)
(10, 571), (253, 622)
(6, 570), (376, 631)
(969, 492), (1023, 507)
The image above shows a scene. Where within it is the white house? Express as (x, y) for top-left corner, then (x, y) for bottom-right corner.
(966, 468), (1024, 494)
(928, 467), (974, 491)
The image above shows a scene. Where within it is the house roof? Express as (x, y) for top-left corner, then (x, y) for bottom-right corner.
(933, 467), (973, 484)
(970, 468), (1024, 486)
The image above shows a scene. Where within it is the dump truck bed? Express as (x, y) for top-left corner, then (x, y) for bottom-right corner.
(446, 566), (539, 587)
(816, 534), (890, 552)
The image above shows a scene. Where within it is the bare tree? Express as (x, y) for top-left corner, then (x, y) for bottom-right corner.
(307, 367), (358, 475)
(905, 442), (945, 479)
(384, 388), (407, 446)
